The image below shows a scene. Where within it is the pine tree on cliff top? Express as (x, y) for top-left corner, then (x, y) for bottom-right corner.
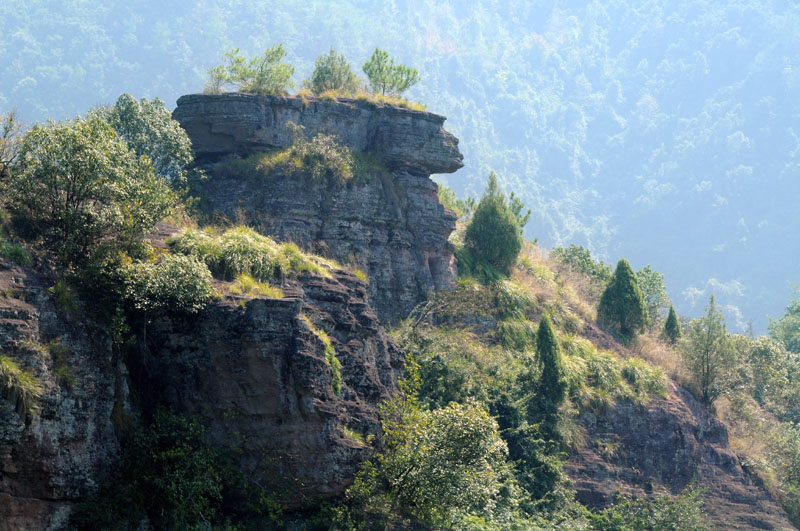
(597, 258), (648, 342)
(664, 304), (681, 344)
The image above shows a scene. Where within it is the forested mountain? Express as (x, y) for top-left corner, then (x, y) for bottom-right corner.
(2, 0), (799, 331)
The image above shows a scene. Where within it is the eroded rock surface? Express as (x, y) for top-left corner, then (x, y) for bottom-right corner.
(134, 266), (402, 506)
(0, 260), (120, 531)
(174, 93), (463, 323)
(565, 382), (795, 530)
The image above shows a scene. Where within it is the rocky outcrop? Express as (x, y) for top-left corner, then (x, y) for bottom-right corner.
(173, 93), (463, 323)
(565, 382), (795, 530)
(133, 263), (402, 506)
(0, 260), (120, 531)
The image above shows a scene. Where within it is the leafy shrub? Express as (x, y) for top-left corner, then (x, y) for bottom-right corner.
(262, 124), (355, 184)
(206, 44), (294, 95)
(589, 482), (707, 530)
(464, 173), (524, 277)
(346, 398), (517, 528)
(550, 244), (612, 284)
(0, 354), (42, 415)
(168, 226), (333, 282)
(0, 237), (32, 267)
(304, 47), (359, 95)
(123, 253), (216, 314)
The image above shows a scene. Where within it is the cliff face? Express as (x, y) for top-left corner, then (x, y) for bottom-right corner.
(0, 260), (120, 531)
(134, 264), (402, 506)
(566, 381), (795, 530)
(173, 93), (464, 324)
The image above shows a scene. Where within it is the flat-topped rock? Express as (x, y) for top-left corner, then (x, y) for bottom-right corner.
(173, 93), (464, 175)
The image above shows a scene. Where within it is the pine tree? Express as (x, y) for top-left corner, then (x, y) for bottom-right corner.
(523, 314), (567, 441)
(464, 172), (524, 276)
(597, 258), (649, 342)
(664, 304), (681, 344)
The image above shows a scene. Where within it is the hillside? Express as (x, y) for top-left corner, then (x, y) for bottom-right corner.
(2, 1), (800, 333)
(0, 93), (797, 529)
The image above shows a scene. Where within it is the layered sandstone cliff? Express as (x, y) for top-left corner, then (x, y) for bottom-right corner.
(173, 93), (464, 324)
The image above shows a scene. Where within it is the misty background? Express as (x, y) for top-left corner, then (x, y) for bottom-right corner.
(2, 0), (798, 332)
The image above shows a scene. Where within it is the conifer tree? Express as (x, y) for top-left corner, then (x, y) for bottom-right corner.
(464, 172), (524, 276)
(597, 258), (648, 341)
(535, 314), (567, 416)
(664, 304), (681, 344)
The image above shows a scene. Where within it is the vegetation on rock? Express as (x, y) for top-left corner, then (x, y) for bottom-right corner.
(0, 354), (42, 416)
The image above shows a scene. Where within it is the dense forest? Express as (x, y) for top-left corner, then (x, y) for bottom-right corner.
(2, 0), (800, 332)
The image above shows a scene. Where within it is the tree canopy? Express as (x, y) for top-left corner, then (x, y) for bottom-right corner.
(91, 94), (193, 187)
(3, 116), (174, 267)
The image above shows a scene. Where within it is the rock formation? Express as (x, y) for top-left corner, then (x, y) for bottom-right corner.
(566, 381), (795, 530)
(0, 260), (119, 531)
(134, 254), (403, 506)
(173, 93), (464, 324)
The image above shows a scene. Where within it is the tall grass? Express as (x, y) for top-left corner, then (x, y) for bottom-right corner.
(302, 314), (342, 395)
(0, 354), (43, 415)
(168, 226), (336, 281)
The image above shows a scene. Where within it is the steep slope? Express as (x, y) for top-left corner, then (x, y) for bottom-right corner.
(173, 93), (463, 323)
(134, 226), (403, 505)
(566, 381), (794, 530)
(0, 260), (120, 531)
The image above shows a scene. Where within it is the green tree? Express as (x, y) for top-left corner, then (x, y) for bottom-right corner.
(464, 172), (524, 276)
(206, 45), (294, 96)
(91, 94), (193, 187)
(533, 314), (567, 424)
(349, 400), (515, 528)
(680, 295), (737, 404)
(637, 265), (670, 326)
(362, 48), (420, 97)
(303, 47), (359, 95)
(3, 116), (174, 267)
(770, 287), (800, 354)
(664, 304), (682, 344)
(597, 258), (649, 341)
